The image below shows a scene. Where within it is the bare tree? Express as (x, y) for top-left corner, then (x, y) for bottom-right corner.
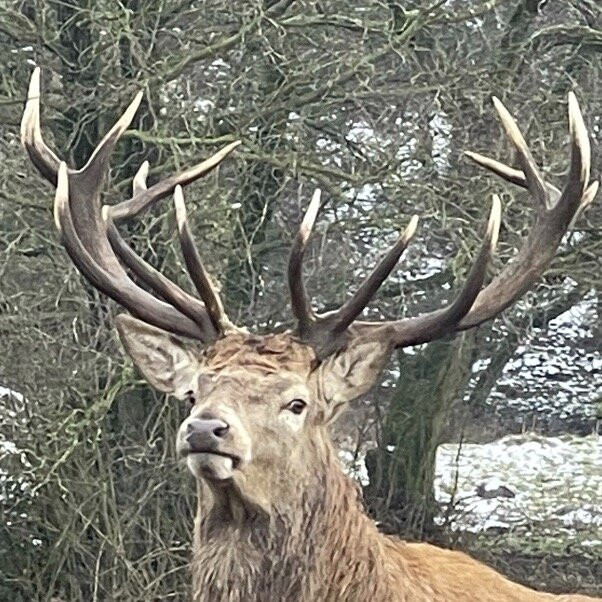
(1, 1), (600, 599)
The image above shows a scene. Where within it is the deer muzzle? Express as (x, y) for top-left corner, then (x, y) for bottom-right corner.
(178, 415), (247, 482)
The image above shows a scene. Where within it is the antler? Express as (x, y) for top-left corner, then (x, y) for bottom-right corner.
(22, 67), (240, 342)
(289, 94), (597, 353)
(23, 68), (596, 352)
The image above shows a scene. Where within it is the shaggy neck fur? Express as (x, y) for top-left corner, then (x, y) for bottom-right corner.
(189, 437), (599, 602)
(190, 435), (395, 602)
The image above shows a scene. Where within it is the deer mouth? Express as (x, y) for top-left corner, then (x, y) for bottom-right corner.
(186, 450), (241, 481)
(187, 450), (241, 467)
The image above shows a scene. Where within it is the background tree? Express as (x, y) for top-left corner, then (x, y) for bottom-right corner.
(0, 1), (600, 599)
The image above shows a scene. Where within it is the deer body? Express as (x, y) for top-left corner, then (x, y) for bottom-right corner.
(162, 334), (597, 602)
(189, 386), (596, 602)
(19, 69), (600, 601)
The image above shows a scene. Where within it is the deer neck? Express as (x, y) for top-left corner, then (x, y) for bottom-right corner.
(190, 437), (393, 601)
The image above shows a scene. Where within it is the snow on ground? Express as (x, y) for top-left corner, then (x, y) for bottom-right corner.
(0, 386), (30, 505)
(435, 433), (601, 542)
(484, 295), (601, 431)
(341, 433), (601, 544)
(0, 385), (23, 457)
(0, 386), (22, 401)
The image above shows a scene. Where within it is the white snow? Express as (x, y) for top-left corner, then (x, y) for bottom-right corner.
(435, 433), (601, 541)
(340, 432), (601, 546)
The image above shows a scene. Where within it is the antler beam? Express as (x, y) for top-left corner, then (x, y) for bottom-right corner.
(21, 67), (240, 341)
(289, 94), (597, 352)
(23, 68), (597, 353)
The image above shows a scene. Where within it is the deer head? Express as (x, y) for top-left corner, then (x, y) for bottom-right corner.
(21, 68), (597, 520)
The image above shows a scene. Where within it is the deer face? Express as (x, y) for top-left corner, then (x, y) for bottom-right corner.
(116, 315), (392, 512)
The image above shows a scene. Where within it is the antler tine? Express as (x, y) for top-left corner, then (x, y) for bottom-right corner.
(462, 93), (594, 206)
(331, 215), (419, 335)
(78, 90), (143, 188)
(399, 93), (596, 340)
(173, 186), (235, 333)
(132, 160), (149, 195)
(24, 68), (241, 229)
(105, 163), (236, 334)
(455, 93), (596, 328)
(463, 150), (563, 200)
(21, 67), (61, 184)
(464, 92), (595, 213)
(55, 163), (215, 339)
(579, 180), (599, 213)
(288, 189), (321, 336)
(23, 68), (228, 341)
(53, 163), (100, 283)
(491, 97), (549, 209)
(103, 206), (213, 330)
(426, 196), (501, 329)
(557, 92), (590, 221)
(21, 67), (144, 190)
(108, 141), (242, 222)
(354, 196), (502, 347)
(343, 94), (596, 351)
(464, 151), (528, 188)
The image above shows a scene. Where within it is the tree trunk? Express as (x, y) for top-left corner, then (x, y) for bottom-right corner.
(365, 333), (476, 536)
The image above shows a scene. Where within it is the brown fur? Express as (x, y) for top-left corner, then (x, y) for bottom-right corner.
(115, 319), (600, 602)
(190, 430), (598, 602)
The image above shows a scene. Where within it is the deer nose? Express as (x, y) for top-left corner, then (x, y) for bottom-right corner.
(186, 418), (230, 449)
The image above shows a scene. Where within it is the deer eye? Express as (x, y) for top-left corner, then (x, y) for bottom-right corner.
(285, 399), (307, 415)
(185, 390), (196, 407)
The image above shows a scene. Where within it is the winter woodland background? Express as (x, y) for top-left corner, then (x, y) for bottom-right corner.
(0, 1), (600, 600)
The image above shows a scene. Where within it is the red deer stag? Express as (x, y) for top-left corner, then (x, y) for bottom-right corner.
(21, 68), (599, 601)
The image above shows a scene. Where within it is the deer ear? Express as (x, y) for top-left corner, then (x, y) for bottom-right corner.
(115, 314), (201, 398)
(317, 336), (392, 421)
